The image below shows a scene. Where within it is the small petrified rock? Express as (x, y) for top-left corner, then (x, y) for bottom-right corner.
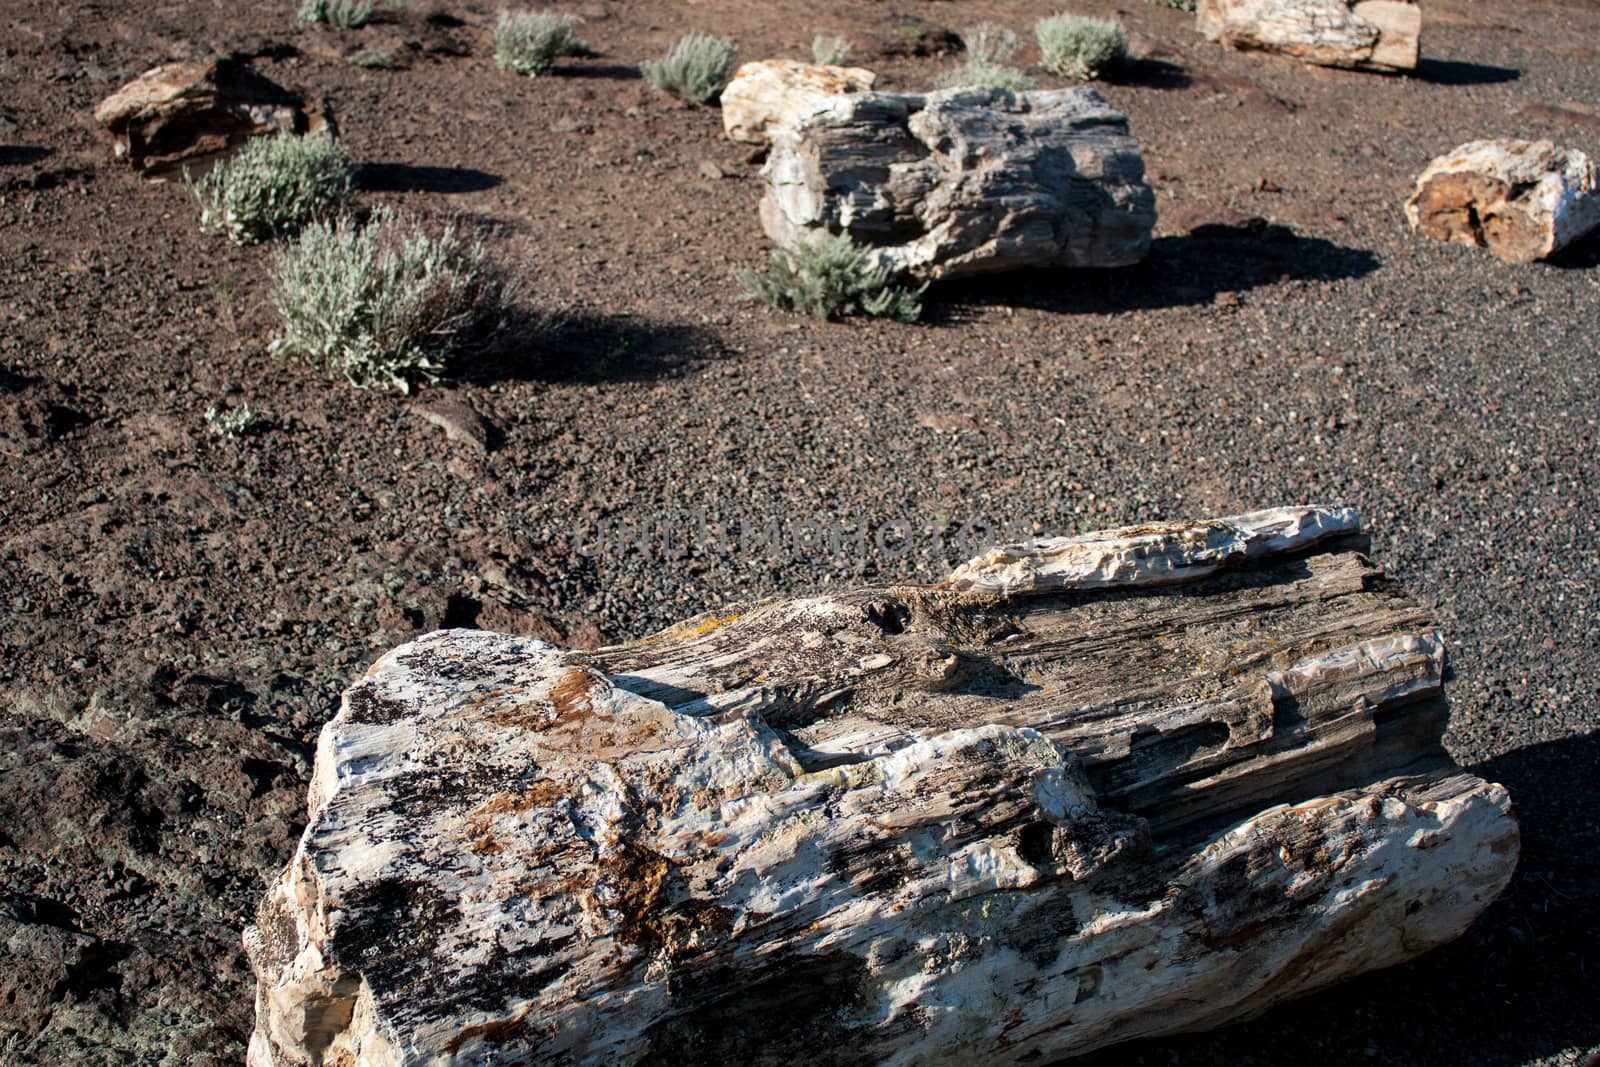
(760, 86), (1156, 280)
(1406, 139), (1600, 263)
(246, 506), (1517, 1067)
(1197, 0), (1421, 72)
(720, 59), (877, 145)
(93, 57), (331, 175)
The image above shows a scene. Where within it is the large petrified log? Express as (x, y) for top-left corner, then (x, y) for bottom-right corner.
(1197, 0), (1421, 72)
(759, 86), (1156, 279)
(246, 506), (1517, 1067)
(1406, 139), (1600, 263)
(721, 59), (878, 146)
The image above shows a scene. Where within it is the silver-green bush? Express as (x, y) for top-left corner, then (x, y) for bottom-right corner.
(494, 9), (586, 76)
(1036, 14), (1127, 80)
(936, 24), (1035, 92)
(269, 210), (506, 393)
(348, 48), (399, 69)
(1147, 0), (1196, 10)
(738, 233), (925, 323)
(192, 133), (354, 245)
(641, 32), (735, 104)
(296, 0), (373, 28)
(811, 33), (852, 67)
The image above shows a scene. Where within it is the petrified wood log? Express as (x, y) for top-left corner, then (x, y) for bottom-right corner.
(1405, 139), (1600, 263)
(1197, 0), (1421, 72)
(721, 59), (878, 146)
(246, 506), (1518, 1067)
(759, 86), (1156, 280)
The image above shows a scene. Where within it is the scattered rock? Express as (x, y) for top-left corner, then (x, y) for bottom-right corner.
(1198, 0), (1421, 72)
(93, 57), (332, 175)
(697, 159), (726, 180)
(867, 13), (964, 58)
(1405, 139), (1600, 263)
(761, 86), (1156, 280)
(720, 59), (877, 145)
(413, 394), (493, 452)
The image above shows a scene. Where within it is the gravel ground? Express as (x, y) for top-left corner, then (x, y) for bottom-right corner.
(0, 0), (1597, 1062)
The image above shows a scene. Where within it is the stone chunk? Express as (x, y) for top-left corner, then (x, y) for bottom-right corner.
(760, 86), (1156, 280)
(720, 59), (877, 145)
(1197, 0), (1421, 72)
(1406, 139), (1600, 263)
(246, 506), (1517, 1067)
(93, 57), (331, 175)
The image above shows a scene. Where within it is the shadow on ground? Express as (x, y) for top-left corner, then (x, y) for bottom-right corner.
(462, 309), (723, 384)
(1548, 230), (1600, 270)
(1063, 729), (1600, 1067)
(0, 146), (52, 166)
(1410, 58), (1521, 85)
(932, 227), (1380, 321)
(356, 163), (502, 193)
(1103, 58), (1192, 90)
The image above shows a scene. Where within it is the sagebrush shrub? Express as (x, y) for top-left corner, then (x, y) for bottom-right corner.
(192, 133), (354, 245)
(811, 33), (852, 67)
(348, 49), (399, 68)
(641, 32), (735, 103)
(936, 24), (1034, 92)
(269, 209), (507, 393)
(494, 9), (586, 75)
(1147, 0), (1196, 10)
(296, 0), (373, 28)
(738, 233), (926, 322)
(1036, 14), (1127, 80)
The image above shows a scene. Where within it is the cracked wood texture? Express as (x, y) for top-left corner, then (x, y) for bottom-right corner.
(1405, 139), (1600, 264)
(1197, 0), (1421, 72)
(758, 86), (1156, 280)
(246, 506), (1518, 1067)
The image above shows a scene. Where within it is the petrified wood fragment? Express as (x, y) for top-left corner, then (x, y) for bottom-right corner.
(1406, 139), (1600, 263)
(247, 506), (1517, 1067)
(1197, 0), (1421, 72)
(94, 57), (331, 175)
(721, 59), (878, 146)
(759, 86), (1156, 279)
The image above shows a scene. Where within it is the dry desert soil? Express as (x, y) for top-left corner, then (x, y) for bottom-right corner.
(1, 0), (1598, 1064)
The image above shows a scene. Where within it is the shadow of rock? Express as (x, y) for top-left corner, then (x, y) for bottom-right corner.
(463, 310), (723, 385)
(0, 146), (52, 166)
(1061, 728), (1600, 1067)
(356, 163), (502, 193)
(932, 225), (1380, 320)
(1547, 229), (1600, 270)
(1411, 57), (1520, 85)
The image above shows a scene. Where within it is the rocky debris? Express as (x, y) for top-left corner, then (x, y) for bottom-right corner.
(760, 86), (1156, 280)
(247, 507), (1517, 1067)
(412, 394), (493, 453)
(720, 59), (877, 145)
(93, 57), (332, 175)
(865, 13), (964, 59)
(1405, 139), (1600, 263)
(1197, 0), (1421, 72)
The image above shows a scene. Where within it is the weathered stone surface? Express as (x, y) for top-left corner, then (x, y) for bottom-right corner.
(1405, 139), (1600, 263)
(246, 506), (1518, 1067)
(720, 59), (877, 145)
(1197, 0), (1421, 72)
(93, 58), (331, 175)
(760, 86), (1156, 280)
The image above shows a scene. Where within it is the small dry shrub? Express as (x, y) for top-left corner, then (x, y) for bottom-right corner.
(494, 9), (587, 76)
(936, 24), (1034, 91)
(641, 32), (735, 103)
(738, 233), (925, 322)
(1036, 14), (1127, 80)
(192, 133), (354, 245)
(269, 209), (509, 393)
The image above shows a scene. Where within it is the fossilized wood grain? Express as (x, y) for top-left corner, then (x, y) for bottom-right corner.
(759, 86), (1156, 280)
(1405, 139), (1600, 263)
(246, 506), (1518, 1067)
(720, 59), (878, 145)
(1197, 0), (1421, 71)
